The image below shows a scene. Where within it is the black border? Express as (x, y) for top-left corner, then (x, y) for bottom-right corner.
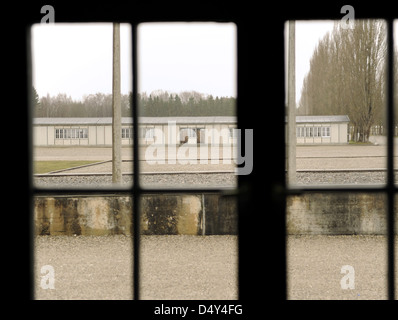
(9, 0), (398, 316)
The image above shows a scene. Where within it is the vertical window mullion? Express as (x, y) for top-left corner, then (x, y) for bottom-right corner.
(386, 19), (395, 301)
(132, 23), (140, 301)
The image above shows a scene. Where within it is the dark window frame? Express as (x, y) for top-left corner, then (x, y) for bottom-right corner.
(23, 5), (397, 303)
(28, 22), (240, 301)
(285, 19), (396, 300)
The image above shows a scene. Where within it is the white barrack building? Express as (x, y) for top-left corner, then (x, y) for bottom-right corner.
(33, 115), (350, 147)
(33, 117), (238, 146)
(294, 115), (350, 144)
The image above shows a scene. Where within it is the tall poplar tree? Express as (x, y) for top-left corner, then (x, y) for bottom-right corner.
(298, 20), (387, 142)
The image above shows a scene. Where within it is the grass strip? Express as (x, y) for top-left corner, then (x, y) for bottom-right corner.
(34, 161), (100, 174)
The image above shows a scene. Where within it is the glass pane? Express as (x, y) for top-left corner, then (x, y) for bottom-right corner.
(286, 20), (387, 187)
(34, 195), (133, 299)
(34, 192), (238, 299)
(31, 23), (133, 188)
(287, 192), (388, 300)
(139, 193), (238, 299)
(137, 22), (239, 189)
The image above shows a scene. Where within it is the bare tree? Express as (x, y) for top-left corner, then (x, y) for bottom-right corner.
(298, 20), (386, 142)
(343, 20), (386, 141)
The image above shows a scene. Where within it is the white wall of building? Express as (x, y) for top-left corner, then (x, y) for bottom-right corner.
(296, 122), (348, 144)
(33, 122), (237, 147)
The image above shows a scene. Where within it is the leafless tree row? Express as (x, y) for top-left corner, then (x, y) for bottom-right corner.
(33, 90), (236, 118)
(298, 20), (388, 142)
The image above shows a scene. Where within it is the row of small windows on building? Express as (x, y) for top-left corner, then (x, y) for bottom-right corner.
(122, 128), (133, 139)
(296, 126), (330, 138)
(55, 128), (88, 139)
(55, 128), (152, 140)
(55, 127), (237, 140)
(122, 128), (156, 139)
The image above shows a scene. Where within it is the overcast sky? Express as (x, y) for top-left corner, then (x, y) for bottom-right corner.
(32, 23), (131, 101)
(291, 20), (335, 104)
(32, 21), (339, 104)
(31, 22), (237, 101)
(138, 22), (237, 98)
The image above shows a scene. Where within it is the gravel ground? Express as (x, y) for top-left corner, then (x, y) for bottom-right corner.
(295, 171), (390, 185)
(34, 171), (392, 187)
(35, 234), (398, 300)
(34, 173), (237, 188)
(287, 235), (398, 300)
(34, 235), (238, 300)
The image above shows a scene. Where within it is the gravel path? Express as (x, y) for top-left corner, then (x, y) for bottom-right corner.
(34, 173), (237, 188)
(35, 234), (398, 300)
(34, 171), (392, 187)
(288, 235), (398, 300)
(34, 235), (238, 300)
(295, 171), (390, 185)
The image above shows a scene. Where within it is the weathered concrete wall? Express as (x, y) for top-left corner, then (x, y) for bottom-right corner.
(35, 193), (398, 236)
(34, 196), (133, 236)
(204, 194), (238, 235)
(287, 193), (398, 235)
(34, 194), (237, 236)
(140, 195), (203, 235)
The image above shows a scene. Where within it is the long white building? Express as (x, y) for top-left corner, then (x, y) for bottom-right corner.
(33, 115), (350, 147)
(293, 115), (350, 144)
(33, 117), (238, 146)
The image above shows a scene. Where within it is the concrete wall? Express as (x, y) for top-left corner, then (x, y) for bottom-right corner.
(35, 192), (398, 236)
(34, 194), (237, 236)
(287, 193), (398, 235)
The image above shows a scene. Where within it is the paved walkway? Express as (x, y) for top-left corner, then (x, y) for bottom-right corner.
(296, 145), (394, 170)
(35, 144), (396, 172)
(34, 146), (236, 174)
(34, 147), (133, 161)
